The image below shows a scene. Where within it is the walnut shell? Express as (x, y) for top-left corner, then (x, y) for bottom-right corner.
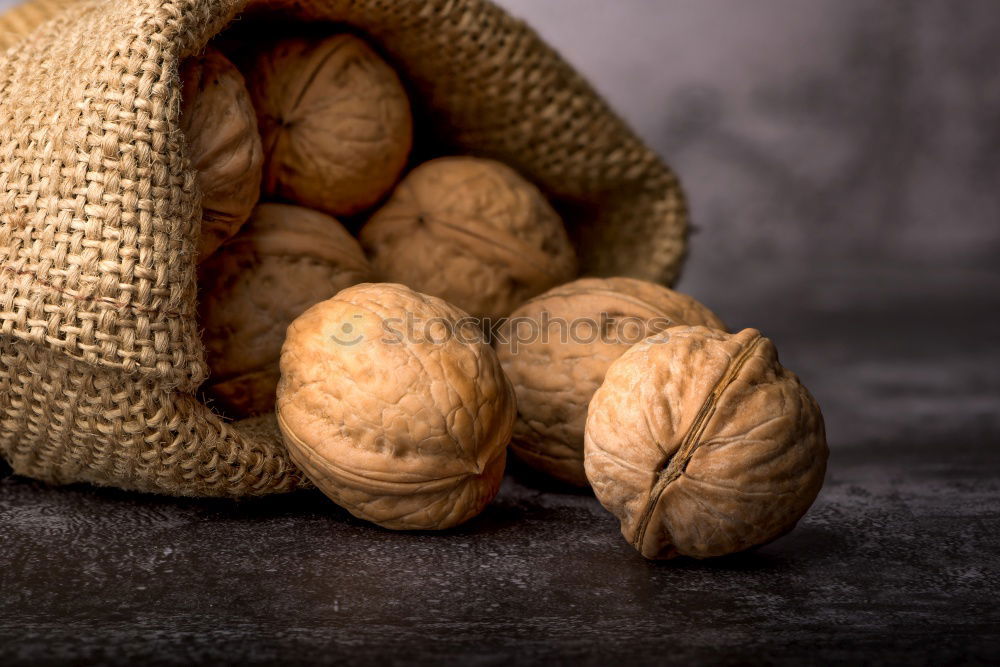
(276, 283), (515, 530)
(585, 326), (828, 559)
(198, 203), (371, 417)
(248, 34), (413, 216)
(360, 157), (578, 320)
(180, 47), (264, 261)
(497, 278), (726, 486)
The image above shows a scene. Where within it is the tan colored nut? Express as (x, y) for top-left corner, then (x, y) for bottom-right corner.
(248, 34), (413, 216)
(276, 283), (515, 530)
(180, 47), (264, 261)
(497, 277), (726, 487)
(585, 326), (828, 560)
(360, 157), (578, 320)
(198, 203), (371, 417)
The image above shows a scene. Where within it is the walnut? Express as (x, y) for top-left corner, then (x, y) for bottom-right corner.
(248, 34), (413, 216)
(276, 283), (515, 530)
(585, 326), (828, 560)
(496, 277), (726, 486)
(198, 203), (371, 417)
(359, 157), (578, 320)
(180, 47), (264, 261)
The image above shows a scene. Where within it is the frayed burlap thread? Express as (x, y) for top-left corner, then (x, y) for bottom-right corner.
(0, 0), (687, 497)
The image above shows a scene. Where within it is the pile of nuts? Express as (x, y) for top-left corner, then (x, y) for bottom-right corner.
(190, 31), (828, 560)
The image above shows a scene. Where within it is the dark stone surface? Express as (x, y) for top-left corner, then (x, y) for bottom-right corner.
(2, 279), (998, 665)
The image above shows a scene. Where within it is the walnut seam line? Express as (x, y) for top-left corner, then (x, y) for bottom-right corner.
(631, 331), (765, 552)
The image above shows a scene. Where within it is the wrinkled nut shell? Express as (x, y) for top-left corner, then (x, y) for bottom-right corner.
(249, 34), (413, 216)
(360, 157), (578, 320)
(498, 277), (726, 486)
(584, 326), (828, 559)
(276, 283), (515, 530)
(180, 46), (263, 261)
(199, 203), (371, 417)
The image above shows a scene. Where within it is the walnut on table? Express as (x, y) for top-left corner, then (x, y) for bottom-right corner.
(585, 326), (828, 559)
(276, 283), (515, 530)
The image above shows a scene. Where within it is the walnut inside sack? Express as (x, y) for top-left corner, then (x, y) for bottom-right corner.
(584, 326), (828, 559)
(198, 203), (371, 417)
(276, 283), (515, 530)
(247, 34), (413, 216)
(497, 277), (726, 486)
(360, 157), (578, 320)
(180, 46), (263, 261)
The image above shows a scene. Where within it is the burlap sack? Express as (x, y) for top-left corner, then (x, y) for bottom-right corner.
(0, 0), (687, 497)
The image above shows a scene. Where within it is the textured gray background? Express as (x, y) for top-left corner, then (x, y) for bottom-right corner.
(498, 0), (999, 317)
(2, 1), (999, 664)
